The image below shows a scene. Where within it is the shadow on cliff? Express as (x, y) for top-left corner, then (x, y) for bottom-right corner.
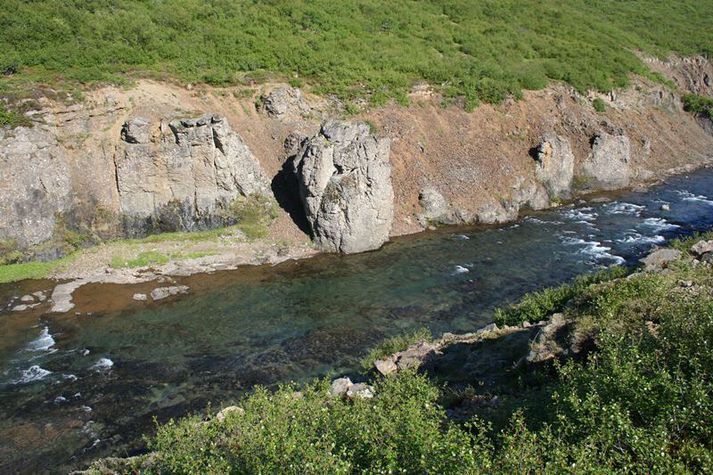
(271, 159), (312, 236)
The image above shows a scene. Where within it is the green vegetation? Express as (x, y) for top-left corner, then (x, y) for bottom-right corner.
(150, 373), (489, 474)
(360, 327), (431, 370)
(0, 254), (76, 284)
(493, 265), (628, 326)
(2, 1), (713, 110)
(110, 250), (214, 269)
(592, 97), (607, 112)
(223, 194), (279, 240)
(0, 103), (29, 127)
(683, 93), (713, 119)
(114, 237), (713, 473)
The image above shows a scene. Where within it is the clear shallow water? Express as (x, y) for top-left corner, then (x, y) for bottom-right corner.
(2, 167), (713, 472)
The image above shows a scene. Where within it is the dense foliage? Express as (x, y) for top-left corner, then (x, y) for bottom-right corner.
(2, 1), (713, 108)
(683, 93), (713, 119)
(132, 236), (713, 474)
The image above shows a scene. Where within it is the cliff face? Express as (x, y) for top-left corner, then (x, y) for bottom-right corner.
(1, 57), (712, 260)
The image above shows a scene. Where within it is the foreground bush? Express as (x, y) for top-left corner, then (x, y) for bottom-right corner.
(149, 372), (492, 474)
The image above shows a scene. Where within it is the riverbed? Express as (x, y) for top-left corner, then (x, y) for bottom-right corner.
(2, 167), (713, 473)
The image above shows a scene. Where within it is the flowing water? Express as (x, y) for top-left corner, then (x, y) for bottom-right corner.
(2, 167), (713, 472)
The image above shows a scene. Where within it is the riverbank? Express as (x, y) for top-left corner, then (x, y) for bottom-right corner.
(83, 233), (713, 473)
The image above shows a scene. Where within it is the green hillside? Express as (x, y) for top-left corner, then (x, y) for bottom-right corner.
(2, 1), (712, 108)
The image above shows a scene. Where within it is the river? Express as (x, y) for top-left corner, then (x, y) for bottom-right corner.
(2, 167), (713, 473)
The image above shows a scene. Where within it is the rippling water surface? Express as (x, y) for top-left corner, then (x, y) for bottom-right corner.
(2, 168), (713, 472)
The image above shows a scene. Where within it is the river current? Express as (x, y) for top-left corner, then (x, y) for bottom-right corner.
(1, 167), (713, 472)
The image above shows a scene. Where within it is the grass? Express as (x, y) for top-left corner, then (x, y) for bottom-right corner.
(91, 236), (713, 473)
(110, 250), (214, 269)
(1, 1), (713, 112)
(0, 254), (76, 284)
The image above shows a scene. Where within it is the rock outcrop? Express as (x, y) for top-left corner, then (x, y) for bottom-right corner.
(0, 126), (72, 251)
(293, 121), (394, 253)
(117, 115), (270, 235)
(259, 86), (312, 119)
(533, 133), (574, 199)
(417, 187), (457, 226)
(579, 132), (631, 190)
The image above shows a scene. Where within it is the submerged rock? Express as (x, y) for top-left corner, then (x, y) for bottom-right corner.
(132, 293), (148, 302)
(293, 120), (394, 253)
(150, 285), (190, 301)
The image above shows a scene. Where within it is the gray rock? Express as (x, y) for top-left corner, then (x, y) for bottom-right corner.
(701, 252), (713, 264)
(640, 248), (682, 271)
(476, 323), (499, 335)
(579, 132), (631, 190)
(0, 126), (72, 249)
(121, 117), (151, 144)
(132, 293), (148, 301)
(260, 86), (311, 118)
(374, 357), (398, 376)
(533, 133), (574, 199)
(150, 285), (190, 301)
(346, 383), (375, 399)
(50, 279), (87, 313)
(329, 377), (353, 397)
(293, 121), (394, 253)
(691, 240), (713, 257)
(417, 187), (457, 225)
(396, 342), (438, 371)
(117, 114), (270, 224)
(283, 132), (307, 158)
(20, 294), (34, 303)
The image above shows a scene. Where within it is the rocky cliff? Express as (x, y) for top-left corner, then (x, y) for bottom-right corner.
(1, 56), (713, 263)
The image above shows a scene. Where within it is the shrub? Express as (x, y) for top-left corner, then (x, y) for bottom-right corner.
(683, 93), (713, 119)
(149, 371), (493, 474)
(592, 97), (607, 112)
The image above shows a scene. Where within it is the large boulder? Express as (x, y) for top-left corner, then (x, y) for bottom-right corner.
(533, 133), (574, 199)
(417, 187), (458, 226)
(579, 132), (631, 190)
(117, 114), (270, 234)
(292, 121), (394, 253)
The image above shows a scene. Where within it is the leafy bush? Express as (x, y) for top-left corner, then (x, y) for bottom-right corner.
(592, 97), (607, 112)
(683, 93), (713, 119)
(149, 371), (492, 474)
(0, 104), (29, 127)
(360, 327), (432, 370)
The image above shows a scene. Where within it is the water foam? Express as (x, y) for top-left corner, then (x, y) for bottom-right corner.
(641, 217), (680, 232)
(25, 327), (55, 352)
(452, 265), (470, 275)
(617, 232), (665, 245)
(13, 365), (52, 384)
(561, 236), (625, 265)
(91, 358), (114, 371)
(675, 190), (713, 205)
(605, 202), (646, 216)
